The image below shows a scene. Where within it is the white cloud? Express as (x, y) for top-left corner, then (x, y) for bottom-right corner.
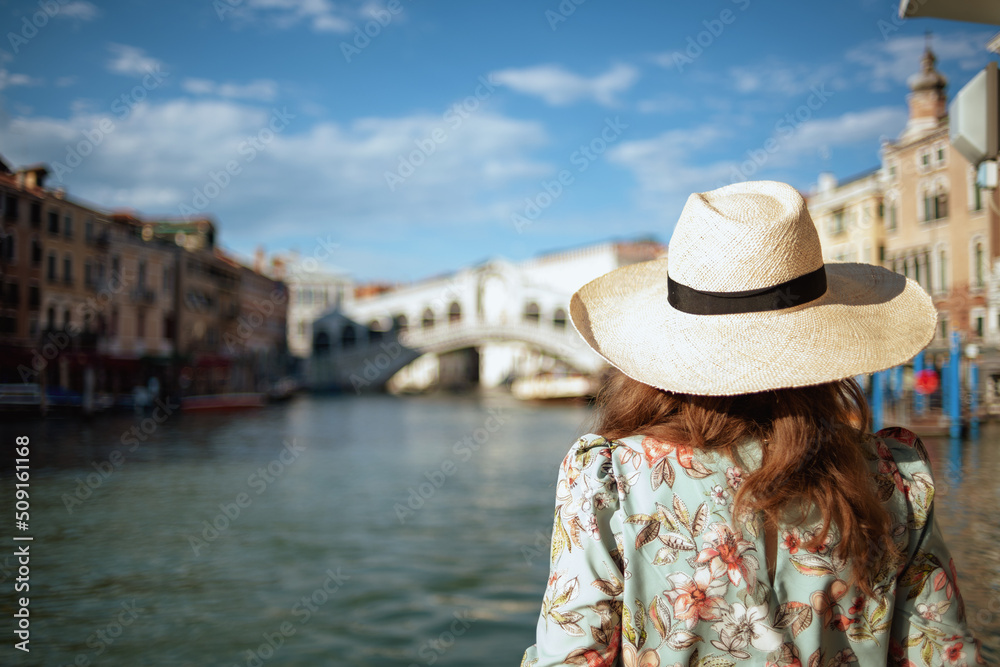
(847, 32), (993, 92)
(492, 64), (639, 107)
(58, 1), (99, 20)
(182, 78), (278, 101)
(783, 106), (907, 156)
(0, 99), (550, 244)
(0, 70), (41, 91)
(228, 0), (368, 33)
(608, 106), (907, 216)
(729, 60), (845, 97)
(606, 125), (735, 216)
(107, 44), (164, 77)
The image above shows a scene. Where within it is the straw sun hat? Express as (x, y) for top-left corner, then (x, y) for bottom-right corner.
(570, 180), (938, 396)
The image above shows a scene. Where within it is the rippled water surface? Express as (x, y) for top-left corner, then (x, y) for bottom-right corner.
(1, 394), (997, 666)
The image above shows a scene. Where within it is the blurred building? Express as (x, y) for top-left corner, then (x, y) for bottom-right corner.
(0, 153), (290, 407)
(262, 250), (352, 359)
(810, 45), (998, 353)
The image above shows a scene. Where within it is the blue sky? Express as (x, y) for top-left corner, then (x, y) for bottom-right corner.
(0, 0), (996, 282)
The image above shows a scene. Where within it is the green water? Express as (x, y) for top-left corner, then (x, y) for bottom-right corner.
(0, 394), (997, 665)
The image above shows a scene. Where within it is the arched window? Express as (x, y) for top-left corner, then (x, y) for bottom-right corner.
(368, 320), (384, 344)
(523, 302), (540, 324)
(393, 314), (408, 333)
(422, 308), (435, 330)
(313, 331), (330, 356)
(448, 301), (461, 324)
(553, 308), (567, 329)
(341, 324), (357, 349)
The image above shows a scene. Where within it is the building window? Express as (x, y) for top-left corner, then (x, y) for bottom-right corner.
(939, 317), (947, 339)
(448, 301), (461, 324)
(975, 241), (985, 288)
(939, 250), (947, 292)
(393, 314), (407, 333)
(422, 308), (435, 330)
(886, 203), (897, 231)
(28, 284), (39, 308)
(921, 152), (930, 167)
(4, 281), (19, 306)
(976, 316), (984, 338)
(341, 324), (356, 348)
(830, 210), (845, 235)
(31, 237), (41, 266)
(84, 260), (93, 287)
(137, 310), (145, 338)
(29, 202), (40, 227)
(553, 308), (567, 329)
(46, 306), (55, 329)
(63, 308), (71, 328)
(63, 213), (73, 238)
(112, 255), (120, 277)
(85, 217), (93, 241)
(297, 320), (306, 336)
(4, 195), (18, 221)
(889, 164), (897, 180)
(523, 302), (541, 323)
(1, 230), (15, 264)
(47, 253), (57, 281)
(63, 254), (73, 284)
(138, 260), (147, 290)
(48, 211), (59, 235)
(922, 188), (948, 222)
(936, 147), (945, 164)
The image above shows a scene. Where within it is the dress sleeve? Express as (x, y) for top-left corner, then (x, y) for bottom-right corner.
(521, 435), (625, 667)
(874, 428), (985, 666)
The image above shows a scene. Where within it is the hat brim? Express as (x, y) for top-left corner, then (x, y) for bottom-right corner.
(570, 258), (938, 396)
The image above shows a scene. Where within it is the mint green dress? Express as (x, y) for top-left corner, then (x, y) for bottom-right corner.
(521, 427), (983, 667)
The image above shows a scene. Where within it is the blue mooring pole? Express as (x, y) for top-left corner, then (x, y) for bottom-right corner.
(872, 370), (884, 433)
(913, 351), (925, 416)
(948, 331), (961, 439)
(969, 362), (980, 439)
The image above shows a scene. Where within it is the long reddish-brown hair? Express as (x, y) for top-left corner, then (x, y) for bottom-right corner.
(594, 369), (898, 597)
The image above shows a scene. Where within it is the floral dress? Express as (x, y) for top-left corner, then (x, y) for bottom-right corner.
(521, 427), (984, 667)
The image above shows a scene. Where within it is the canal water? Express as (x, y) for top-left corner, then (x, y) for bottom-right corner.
(1, 394), (997, 666)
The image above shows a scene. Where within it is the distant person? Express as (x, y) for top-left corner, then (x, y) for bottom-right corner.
(521, 181), (983, 666)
